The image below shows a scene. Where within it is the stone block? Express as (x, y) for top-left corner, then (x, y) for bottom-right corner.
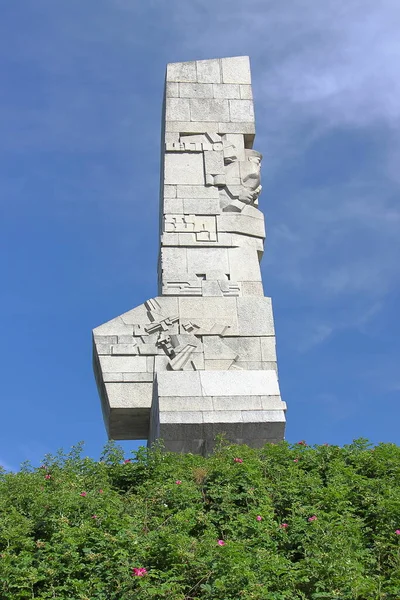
(105, 382), (153, 408)
(241, 281), (264, 296)
(202, 410), (242, 423)
(240, 85), (253, 99)
(202, 281), (223, 296)
(229, 99), (255, 122)
(117, 335), (137, 344)
(241, 409), (285, 423)
(236, 297), (275, 336)
(123, 373), (154, 382)
(180, 83), (213, 98)
(261, 396), (287, 410)
(159, 396), (213, 412)
(221, 56), (251, 84)
(218, 122), (255, 135)
(160, 411), (204, 424)
(212, 396), (263, 411)
(160, 247), (188, 278)
(164, 185), (177, 198)
(93, 318), (134, 337)
(235, 361), (273, 370)
(119, 304), (155, 325)
(164, 152), (204, 185)
(176, 185), (219, 199)
(103, 373), (123, 382)
(165, 132), (180, 143)
(203, 336), (238, 360)
(210, 421), (243, 439)
(217, 214), (265, 238)
(108, 407), (150, 440)
(96, 344), (112, 355)
(186, 247), (229, 277)
(165, 121), (220, 134)
(222, 337), (262, 361)
(157, 371), (202, 397)
(163, 197), (184, 214)
(178, 296), (237, 324)
(99, 356), (147, 373)
(161, 439), (206, 453)
(166, 82), (179, 97)
(261, 337), (277, 361)
(190, 98), (229, 122)
(155, 355), (170, 371)
(213, 84), (240, 99)
(204, 359), (236, 370)
(199, 370), (280, 397)
(196, 59), (221, 83)
(228, 246), (262, 282)
(111, 344), (139, 355)
(165, 97), (190, 121)
(191, 353), (205, 370)
(160, 422), (204, 441)
(94, 335), (118, 344)
(183, 198), (220, 215)
(167, 61), (197, 83)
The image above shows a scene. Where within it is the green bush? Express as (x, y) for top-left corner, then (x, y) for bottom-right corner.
(1, 438), (400, 599)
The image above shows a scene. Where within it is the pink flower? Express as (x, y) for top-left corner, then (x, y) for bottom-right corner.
(124, 459), (131, 464)
(280, 523), (289, 529)
(99, 489), (103, 494)
(293, 459), (299, 463)
(395, 530), (400, 535)
(80, 492), (87, 497)
(308, 515), (317, 522)
(256, 515), (262, 521)
(297, 440), (307, 446)
(175, 480), (182, 485)
(234, 457), (243, 463)
(45, 474), (51, 480)
(132, 567), (147, 577)
(217, 539), (226, 546)
(91, 515), (98, 519)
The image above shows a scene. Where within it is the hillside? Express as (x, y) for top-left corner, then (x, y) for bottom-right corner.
(1, 439), (399, 599)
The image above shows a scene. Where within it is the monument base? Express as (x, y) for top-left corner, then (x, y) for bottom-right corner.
(148, 370), (286, 454)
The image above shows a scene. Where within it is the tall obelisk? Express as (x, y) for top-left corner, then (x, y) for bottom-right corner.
(93, 57), (286, 454)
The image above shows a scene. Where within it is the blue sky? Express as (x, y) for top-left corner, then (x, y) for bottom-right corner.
(1, 0), (399, 470)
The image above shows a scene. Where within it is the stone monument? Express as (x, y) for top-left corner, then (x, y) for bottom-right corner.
(93, 57), (286, 454)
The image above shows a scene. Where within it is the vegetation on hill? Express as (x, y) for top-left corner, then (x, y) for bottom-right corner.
(0, 438), (399, 599)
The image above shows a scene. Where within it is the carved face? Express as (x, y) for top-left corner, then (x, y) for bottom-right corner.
(242, 150), (262, 191)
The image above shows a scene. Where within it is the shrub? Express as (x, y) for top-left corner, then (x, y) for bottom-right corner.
(0, 438), (399, 599)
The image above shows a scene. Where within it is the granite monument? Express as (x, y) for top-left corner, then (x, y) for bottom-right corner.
(93, 57), (286, 454)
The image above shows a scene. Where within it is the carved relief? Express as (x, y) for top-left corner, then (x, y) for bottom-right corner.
(164, 132), (263, 215)
(164, 215), (217, 242)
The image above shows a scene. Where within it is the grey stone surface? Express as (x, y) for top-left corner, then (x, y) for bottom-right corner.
(167, 61), (197, 82)
(229, 99), (255, 122)
(199, 370), (280, 396)
(93, 57), (286, 452)
(221, 56), (251, 84)
(165, 97), (190, 121)
(180, 83), (213, 98)
(99, 356), (147, 373)
(213, 84), (241, 99)
(196, 59), (221, 83)
(190, 98), (230, 122)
